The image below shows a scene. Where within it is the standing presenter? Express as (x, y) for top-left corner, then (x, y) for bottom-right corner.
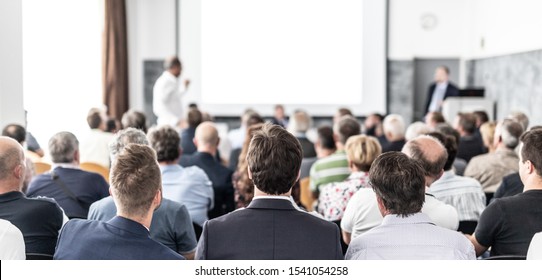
(153, 56), (191, 127)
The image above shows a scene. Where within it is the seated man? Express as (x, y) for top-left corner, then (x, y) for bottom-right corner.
(381, 114), (406, 152)
(453, 112), (486, 163)
(180, 122), (234, 219)
(27, 132), (109, 219)
(0, 218), (25, 260)
(345, 152), (475, 260)
(196, 123), (343, 260)
(0, 137), (65, 258)
(79, 107), (114, 168)
(147, 125), (213, 227)
(468, 128), (542, 257)
(88, 128), (197, 259)
(54, 144), (184, 260)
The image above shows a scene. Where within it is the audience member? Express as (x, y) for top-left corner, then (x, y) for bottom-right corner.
(195, 123), (343, 260)
(180, 122), (235, 219)
(405, 121), (432, 141)
(508, 111), (529, 131)
(2, 124), (36, 193)
(228, 112), (265, 171)
(121, 109), (148, 133)
(381, 114), (406, 152)
(180, 107), (203, 155)
(309, 116), (360, 197)
(287, 110), (316, 158)
(345, 152), (474, 260)
(54, 144), (184, 260)
(88, 128), (197, 259)
(424, 111), (446, 129)
(468, 128), (542, 257)
(0, 218), (25, 260)
(333, 107), (353, 125)
(270, 104), (289, 128)
(147, 125), (213, 227)
(453, 112), (486, 162)
(26, 132), (109, 219)
(527, 232), (542, 260)
(153, 56), (190, 127)
(464, 119), (523, 203)
(0, 137), (65, 258)
(473, 110), (489, 130)
(493, 172), (523, 200)
(105, 117), (121, 134)
(426, 132), (486, 234)
(25, 131), (44, 157)
(300, 125), (336, 179)
(434, 123), (468, 176)
(479, 121), (497, 153)
(79, 107), (114, 168)
(227, 108), (258, 150)
(363, 113), (386, 145)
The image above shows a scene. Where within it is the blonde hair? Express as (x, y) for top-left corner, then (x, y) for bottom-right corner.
(345, 135), (382, 172)
(480, 121), (496, 151)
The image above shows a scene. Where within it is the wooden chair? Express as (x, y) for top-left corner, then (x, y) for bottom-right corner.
(33, 162), (51, 175)
(80, 162), (110, 183)
(25, 150), (43, 162)
(299, 177), (316, 212)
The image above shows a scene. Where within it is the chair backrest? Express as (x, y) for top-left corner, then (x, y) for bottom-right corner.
(80, 162), (110, 183)
(26, 253), (53, 260)
(25, 150), (43, 162)
(299, 177), (315, 212)
(484, 255), (526, 260)
(458, 220), (478, 235)
(33, 162), (52, 175)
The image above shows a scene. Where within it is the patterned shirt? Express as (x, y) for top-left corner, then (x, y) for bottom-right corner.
(317, 172), (370, 221)
(309, 150), (350, 193)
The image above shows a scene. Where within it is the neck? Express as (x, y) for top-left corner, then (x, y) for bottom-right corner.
(0, 183), (21, 195)
(159, 160), (178, 166)
(317, 148), (335, 158)
(117, 211), (153, 230)
(253, 187), (291, 197)
(336, 143), (345, 151)
(198, 146), (217, 157)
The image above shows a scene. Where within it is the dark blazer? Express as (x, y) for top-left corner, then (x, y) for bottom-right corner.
(180, 152), (235, 219)
(180, 127), (197, 155)
(298, 137), (316, 158)
(27, 167), (109, 219)
(195, 198), (343, 260)
(424, 82), (460, 114)
(493, 172), (523, 201)
(53, 216), (185, 260)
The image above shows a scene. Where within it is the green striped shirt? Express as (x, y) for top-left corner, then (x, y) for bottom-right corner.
(309, 150), (350, 193)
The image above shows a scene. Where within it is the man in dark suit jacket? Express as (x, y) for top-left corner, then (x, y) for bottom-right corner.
(180, 122), (234, 219)
(54, 144), (184, 260)
(424, 66), (459, 114)
(26, 132), (109, 219)
(195, 123), (343, 260)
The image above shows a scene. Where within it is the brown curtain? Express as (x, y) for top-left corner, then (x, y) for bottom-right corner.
(103, 0), (129, 121)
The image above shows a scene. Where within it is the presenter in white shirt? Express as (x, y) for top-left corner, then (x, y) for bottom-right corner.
(153, 56), (191, 127)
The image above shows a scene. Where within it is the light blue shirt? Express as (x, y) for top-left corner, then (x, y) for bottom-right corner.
(160, 165), (213, 226)
(345, 213), (475, 260)
(428, 82), (448, 112)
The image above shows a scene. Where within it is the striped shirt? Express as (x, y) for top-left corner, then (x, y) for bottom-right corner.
(427, 170), (486, 221)
(309, 150), (350, 193)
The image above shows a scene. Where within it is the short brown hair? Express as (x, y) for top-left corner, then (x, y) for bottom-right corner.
(369, 152), (426, 216)
(110, 144), (161, 217)
(334, 116), (361, 145)
(247, 123), (302, 195)
(345, 135), (382, 172)
(147, 125), (180, 162)
(87, 108), (103, 129)
(187, 108), (203, 128)
(520, 128), (542, 176)
(457, 113), (477, 134)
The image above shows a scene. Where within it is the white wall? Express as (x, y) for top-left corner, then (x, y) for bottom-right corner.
(0, 0), (25, 129)
(126, 0), (177, 110)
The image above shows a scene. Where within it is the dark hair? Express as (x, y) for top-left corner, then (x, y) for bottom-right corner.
(434, 123), (460, 145)
(147, 125), (180, 162)
(317, 126), (336, 150)
(247, 123), (302, 195)
(105, 118), (119, 133)
(427, 132), (457, 171)
(369, 152), (426, 216)
(473, 111), (489, 126)
(87, 108), (103, 129)
(2, 124), (26, 144)
(246, 114), (265, 127)
(187, 108), (203, 128)
(337, 108), (353, 118)
(457, 113), (477, 134)
(428, 112), (446, 124)
(520, 128), (542, 176)
(335, 116), (361, 144)
(122, 110), (148, 133)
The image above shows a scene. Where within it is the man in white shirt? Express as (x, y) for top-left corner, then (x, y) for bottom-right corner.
(153, 56), (190, 127)
(0, 219), (25, 260)
(345, 152), (475, 260)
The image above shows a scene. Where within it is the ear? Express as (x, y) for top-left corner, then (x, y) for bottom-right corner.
(527, 160), (535, 175)
(347, 159), (355, 170)
(193, 137), (198, 148)
(247, 165), (252, 180)
(216, 137), (220, 147)
(108, 187), (112, 196)
(74, 149), (80, 164)
(13, 164), (24, 180)
(153, 189), (162, 209)
(375, 195), (386, 217)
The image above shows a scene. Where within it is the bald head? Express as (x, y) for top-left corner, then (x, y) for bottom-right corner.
(0, 137), (26, 192)
(195, 122), (220, 154)
(402, 135), (448, 185)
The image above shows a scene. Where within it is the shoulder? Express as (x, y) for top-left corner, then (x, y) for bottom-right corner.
(183, 166), (211, 181)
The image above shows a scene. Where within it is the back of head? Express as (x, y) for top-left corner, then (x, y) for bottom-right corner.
(426, 111), (446, 126)
(316, 125), (336, 150)
(109, 127), (149, 162)
(520, 128), (542, 177)
(369, 151), (426, 216)
(508, 111), (529, 131)
(456, 113), (477, 135)
(187, 108), (203, 128)
(195, 121), (219, 147)
(49, 132), (79, 163)
(480, 121), (496, 148)
(402, 135), (448, 180)
(110, 144), (161, 217)
(247, 123), (302, 195)
(345, 135), (382, 172)
(333, 107), (353, 124)
(405, 122), (432, 141)
(121, 109), (148, 133)
(87, 108), (105, 129)
(241, 108), (258, 125)
(2, 124), (26, 144)
(497, 119), (524, 149)
(434, 123), (460, 145)
(473, 110), (489, 127)
(287, 110), (311, 134)
(147, 125), (180, 162)
(334, 116), (361, 145)
(427, 132), (457, 171)
(383, 114), (406, 140)
(0, 137), (25, 186)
